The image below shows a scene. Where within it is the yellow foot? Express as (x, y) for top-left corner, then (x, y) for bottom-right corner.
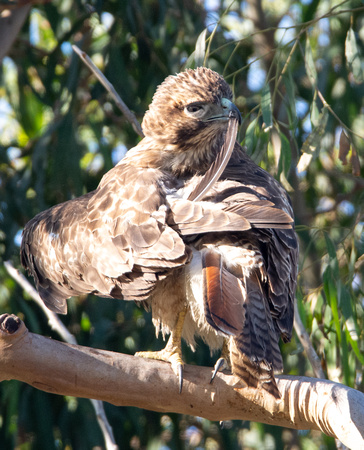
(135, 306), (188, 393)
(135, 347), (184, 392)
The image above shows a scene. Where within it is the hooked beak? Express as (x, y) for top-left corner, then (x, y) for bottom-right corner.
(221, 98), (242, 125)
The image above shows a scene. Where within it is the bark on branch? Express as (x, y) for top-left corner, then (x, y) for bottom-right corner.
(1, 314), (363, 449)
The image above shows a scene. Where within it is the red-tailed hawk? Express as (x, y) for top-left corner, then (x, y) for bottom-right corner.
(21, 67), (298, 398)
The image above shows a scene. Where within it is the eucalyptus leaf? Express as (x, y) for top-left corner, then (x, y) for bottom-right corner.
(305, 35), (318, 88)
(301, 106), (328, 156)
(261, 84), (272, 130)
(194, 28), (207, 67)
(345, 27), (364, 83)
(277, 131), (292, 178)
(243, 117), (258, 154)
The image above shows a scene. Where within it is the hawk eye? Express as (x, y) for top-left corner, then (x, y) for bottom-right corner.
(186, 105), (203, 113)
(184, 103), (206, 118)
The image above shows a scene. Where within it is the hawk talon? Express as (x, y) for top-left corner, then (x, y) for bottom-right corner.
(210, 339), (231, 383)
(168, 350), (185, 392)
(178, 363), (183, 393)
(210, 357), (228, 383)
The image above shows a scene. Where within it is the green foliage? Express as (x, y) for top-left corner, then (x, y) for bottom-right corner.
(1, 0), (364, 448)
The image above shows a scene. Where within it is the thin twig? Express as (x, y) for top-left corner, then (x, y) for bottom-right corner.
(294, 300), (325, 379)
(4, 261), (119, 450)
(72, 45), (144, 139)
(4, 261), (76, 344)
(317, 89), (364, 141)
(90, 399), (119, 450)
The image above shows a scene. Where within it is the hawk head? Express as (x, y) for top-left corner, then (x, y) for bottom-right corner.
(141, 68), (241, 174)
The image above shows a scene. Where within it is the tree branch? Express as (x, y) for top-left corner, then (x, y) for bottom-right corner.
(4, 261), (77, 344)
(0, 3), (31, 62)
(1, 313), (363, 448)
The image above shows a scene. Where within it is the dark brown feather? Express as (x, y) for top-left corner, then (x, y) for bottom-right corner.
(230, 340), (281, 398)
(225, 201), (293, 228)
(168, 200), (252, 235)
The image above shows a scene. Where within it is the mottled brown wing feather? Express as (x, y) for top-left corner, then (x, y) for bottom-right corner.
(21, 163), (190, 313)
(21, 192), (96, 313)
(168, 200), (252, 235)
(225, 202), (293, 228)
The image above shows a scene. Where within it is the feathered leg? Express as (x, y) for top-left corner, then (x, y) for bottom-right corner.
(135, 307), (187, 392)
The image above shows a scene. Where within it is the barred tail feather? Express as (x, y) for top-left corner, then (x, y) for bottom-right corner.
(230, 274), (283, 398)
(229, 338), (281, 399)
